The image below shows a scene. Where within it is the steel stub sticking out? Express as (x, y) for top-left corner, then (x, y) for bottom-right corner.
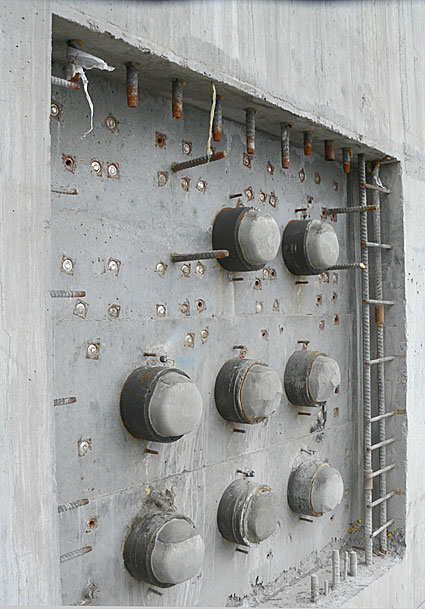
(120, 366), (203, 442)
(281, 122), (291, 168)
(213, 95), (223, 141)
(324, 140), (336, 161)
(217, 479), (278, 546)
(215, 358), (282, 424)
(342, 147), (352, 174)
(171, 78), (185, 119)
(282, 219), (340, 275)
(126, 62), (138, 107)
(287, 460), (344, 517)
(284, 350), (341, 407)
(212, 207), (281, 272)
(303, 131), (313, 156)
(123, 512), (205, 587)
(245, 107), (256, 154)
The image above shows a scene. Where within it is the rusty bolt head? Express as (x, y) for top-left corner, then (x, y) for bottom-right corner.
(63, 155), (76, 173)
(254, 278), (262, 290)
(319, 320), (325, 331)
(332, 273), (339, 284)
(51, 101), (60, 119)
(180, 301), (190, 316)
(196, 262), (206, 276)
(78, 439), (91, 457)
(197, 299), (206, 312)
(244, 187), (254, 201)
(243, 153), (251, 168)
(91, 160), (102, 175)
(270, 269), (276, 280)
(157, 171), (168, 187)
(107, 163), (119, 178)
(105, 114), (118, 132)
(73, 300), (88, 319)
(107, 259), (121, 275)
(185, 333), (194, 348)
(181, 177), (190, 191)
(315, 173), (321, 184)
(182, 142), (192, 155)
(259, 190), (267, 204)
(263, 268), (269, 279)
(272, 299), (280, 312)
(108, 304), (120, 318)
(196, 180), (206, 193)
(201, 329), (209, 343)
(256, 301), (263, 314)
(267, 162), (274, 175)
(156, 304), (166, 317)
(86, 343), (99, 360)
(181, 263), (191, 277)
(156, 132), (166, 148)
(156, 262), (167, 276)
(269, 193), (278, 208)
(299, 169), (306, 183)
(62, 256), (74, 275)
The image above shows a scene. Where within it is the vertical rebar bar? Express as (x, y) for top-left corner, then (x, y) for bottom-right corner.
(281, 123), (290, 168)
(126, 62), (138, 107)
(372, 161), (388, 554)
(303, 131), (313, 156)
(246, 107), (256, 154)
(213, 95), (223, 141)
(343, 147), (351, 173)
(332, 550), (340, 588)
(310, 574), (319, 602)
(323, 580), (329, 596)
(343, 551), (349, 580)
(171, 78), (184, 119)
(349, 550), (358, 576)
(359, 153), (373, 566)
(325, 140), (336, 161)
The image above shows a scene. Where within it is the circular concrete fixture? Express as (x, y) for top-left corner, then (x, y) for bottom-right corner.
(212, 207), (281, 272)
(284, 350), (341, 407)
(282, 220), (339, 275)
(215, 358), (283, 424)
(217, 479), (278, 546)
(123, 512), (205, 586)
(287, 460), (344, 517)
(120, 366), (203, 442)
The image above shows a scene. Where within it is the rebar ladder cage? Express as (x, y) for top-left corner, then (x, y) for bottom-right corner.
(358, 154), (399, 565)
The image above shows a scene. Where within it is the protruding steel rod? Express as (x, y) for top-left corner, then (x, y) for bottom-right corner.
(213, 95), (223, 141)
(367, 490), (395, 508)
(51, 187), (78, 195)
(362, 241), (393, 250)
(281, 122), (291, 168)
(365, 356), (394, 366)
(54, 396), (77, 406)
(332, 550), (340, 588)
(343, 147), (352, 173)
(323, 580), (329, 595)
(367, 463), (396, 479)
(371, 518), (395, 539)
(148, 587), (164, 597)
(368, 437), (395, 451)
(343, 551), (349, 580)
(171, 78), (185, 119)
(310, 574), (319, 603)
(50, 290), (86, 298)
(327, 262), (366, 270)
(60, 546), (92, 563)
(369, 410), (405, 423)
(171, 151), (227, 172)
(349, 550), (358, 576)
(304, 131), (313, 156)
(51, 75), (80, 90)
(246, 107), (256, 154)
(325, 140), (335, 161)
(126, 62), (138, 107)
(171, 249), (229, 263)
(359, 154), (373, 566)
(360, 182), (391, 194)
(58, 498), (89, 513)
(323, 205), (376, 216)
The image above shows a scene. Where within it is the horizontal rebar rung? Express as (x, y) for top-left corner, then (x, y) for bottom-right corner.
(362, 241), (393, 250)
(364, 299), (395, 306)
(371, 519), (395, 538)
(367, 491), (395, 509)
(360, 182), (391, 194)
(367, 464), (396, 479)
(368, 410), (406, 423)
(368, 438), (396, 451)
(365, 356), (395, 366)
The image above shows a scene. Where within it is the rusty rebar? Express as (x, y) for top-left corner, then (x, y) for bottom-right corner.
(50, 290), (86, 298)
(343, 147), (352, 173)
(51, 75), (80, 90)
(325, 140), (335, 161)
(213, 95), (223, 141)
(54, 396), (77, 407)
(303, 131), (313, 156)
(126, 62), (138, 107)
(171, 151), (227, 172)
(58, 498), (89, 513)
(281, 123), (291, 168)
(246, 107), (256, 155)
(171, 250), (228, 263)
(60, 546), (92, 563)
(323, 205), (376, 216)
(171, 78), (185, 119)
(327, 262), (366, 270)
(51, 187), (78, 195)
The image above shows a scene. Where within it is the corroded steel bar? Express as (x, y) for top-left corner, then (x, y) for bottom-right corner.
(51, 187), (78, 195)
(324, 205), (376, 215)
(171, 151), (227, 172)
(171, 78), (185, 119)
(303, 131), (313, 155)
(60, 546), (92, 563)
(213, 95), (223, 141)
(325, 140), (335, 161)
(327, 262), (365, 270)
(126, 62), (138, 107)
(246, 107), (256, 154)
(171, 250), (229, 263)
(58, 498), (89, 513)
(51, 75), (80, 89)
(50, 290), (86, 298)
(281, 123), (290, 169)
(343, 147), (352, 173)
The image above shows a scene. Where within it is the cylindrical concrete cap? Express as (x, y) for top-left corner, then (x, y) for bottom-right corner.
(120, 366), (203, 443)
(217, 479), (278, 546)
(212, 206), (280, 272)
(284, 350), (340, 407)
(123, 512), (205, 587)
(282, 220), (339, 275)
(287, 460), (344, 517)
(215, 358), (282, 424)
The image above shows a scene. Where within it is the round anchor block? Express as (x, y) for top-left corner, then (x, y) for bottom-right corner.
(282, 220), (339, 275)
(123, 512), (205, 587)
(215, 358), (283, 424)
(284, 350), (341, 407)
(212, 206), (281, 272)
(120, 366), (203, 443)
(217, 479), (278, 546)
(287, 460), (344, 517)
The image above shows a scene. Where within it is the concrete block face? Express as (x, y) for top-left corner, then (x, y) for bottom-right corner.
(48, 16), (408, 607)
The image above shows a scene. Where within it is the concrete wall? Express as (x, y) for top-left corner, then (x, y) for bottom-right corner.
(1, 0), (424, 605)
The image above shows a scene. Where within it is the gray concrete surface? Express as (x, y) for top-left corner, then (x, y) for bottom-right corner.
(0, 0), (424, 606)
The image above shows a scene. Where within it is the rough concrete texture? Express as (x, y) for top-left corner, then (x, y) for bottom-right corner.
(305, 222), (340, 271)
(149, 372), (203, 437)
(240, 365), (283, 419)
(309, 356), (341, 403)
(238, 210), (281, 266)
(1, 0), (424, 607)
